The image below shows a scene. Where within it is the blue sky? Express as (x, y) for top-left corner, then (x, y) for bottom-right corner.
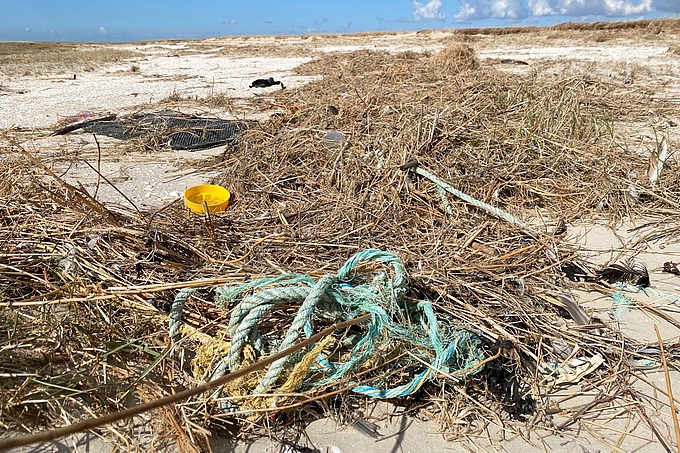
(1, 0), (678, 42)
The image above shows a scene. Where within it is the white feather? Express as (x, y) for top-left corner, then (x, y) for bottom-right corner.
(648, 137), (668, 185)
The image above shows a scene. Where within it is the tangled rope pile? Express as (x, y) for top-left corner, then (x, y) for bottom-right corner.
(169, 249), (486, 408)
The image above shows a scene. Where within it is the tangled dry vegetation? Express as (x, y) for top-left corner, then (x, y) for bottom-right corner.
(2, 34), (680, 451)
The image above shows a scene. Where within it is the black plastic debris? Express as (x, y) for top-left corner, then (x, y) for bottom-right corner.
(599, 262), (650, 287)
(77, 110), (252, 151)
(560, 261), (595, 282)
(500, 59), (529, 65)
(249, 77), (285, 89)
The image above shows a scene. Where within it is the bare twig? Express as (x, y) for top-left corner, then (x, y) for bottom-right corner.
(655, 324), (680, 453)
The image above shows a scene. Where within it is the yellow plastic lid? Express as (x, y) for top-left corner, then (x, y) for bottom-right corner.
(184, 184), (231, 214)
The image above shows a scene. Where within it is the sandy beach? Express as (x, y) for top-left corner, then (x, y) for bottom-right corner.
(2, 20), (680, 453)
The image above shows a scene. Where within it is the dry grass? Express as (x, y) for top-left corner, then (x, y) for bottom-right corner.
(450, 17), (680, 37)
(464, 18), (680, 50)
(0, 42), (139, 77)
(430, 42), (478, 74)
(2, 20), (680, 451)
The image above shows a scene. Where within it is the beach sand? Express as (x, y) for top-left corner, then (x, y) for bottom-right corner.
(2, 23), (680, 452)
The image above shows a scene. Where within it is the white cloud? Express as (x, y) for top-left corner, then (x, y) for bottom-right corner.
(412, 0), (446, 20)
(527, 0), (652, 17)
(456, 0), (528, 21)
(527, 0), (556, 15)
(99, 26), (107, 35)
(456, 0), (671, 20)
(493, 0), (528, 18)
(455, 3), (479, 20)
(228, 19), (238, 25)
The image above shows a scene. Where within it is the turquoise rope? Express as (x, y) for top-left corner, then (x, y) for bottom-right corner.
(614, 281), (680, 305)
(169, 288), (196, 341)
(353, 302), (482, 398)
(254, 274), (336, 394)
(169, 248), (486, 400)
(612, 291), (636, 319)
(611, 281), (680, 319)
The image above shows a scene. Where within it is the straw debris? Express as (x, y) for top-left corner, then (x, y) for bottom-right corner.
(2, 26), (680, 451)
